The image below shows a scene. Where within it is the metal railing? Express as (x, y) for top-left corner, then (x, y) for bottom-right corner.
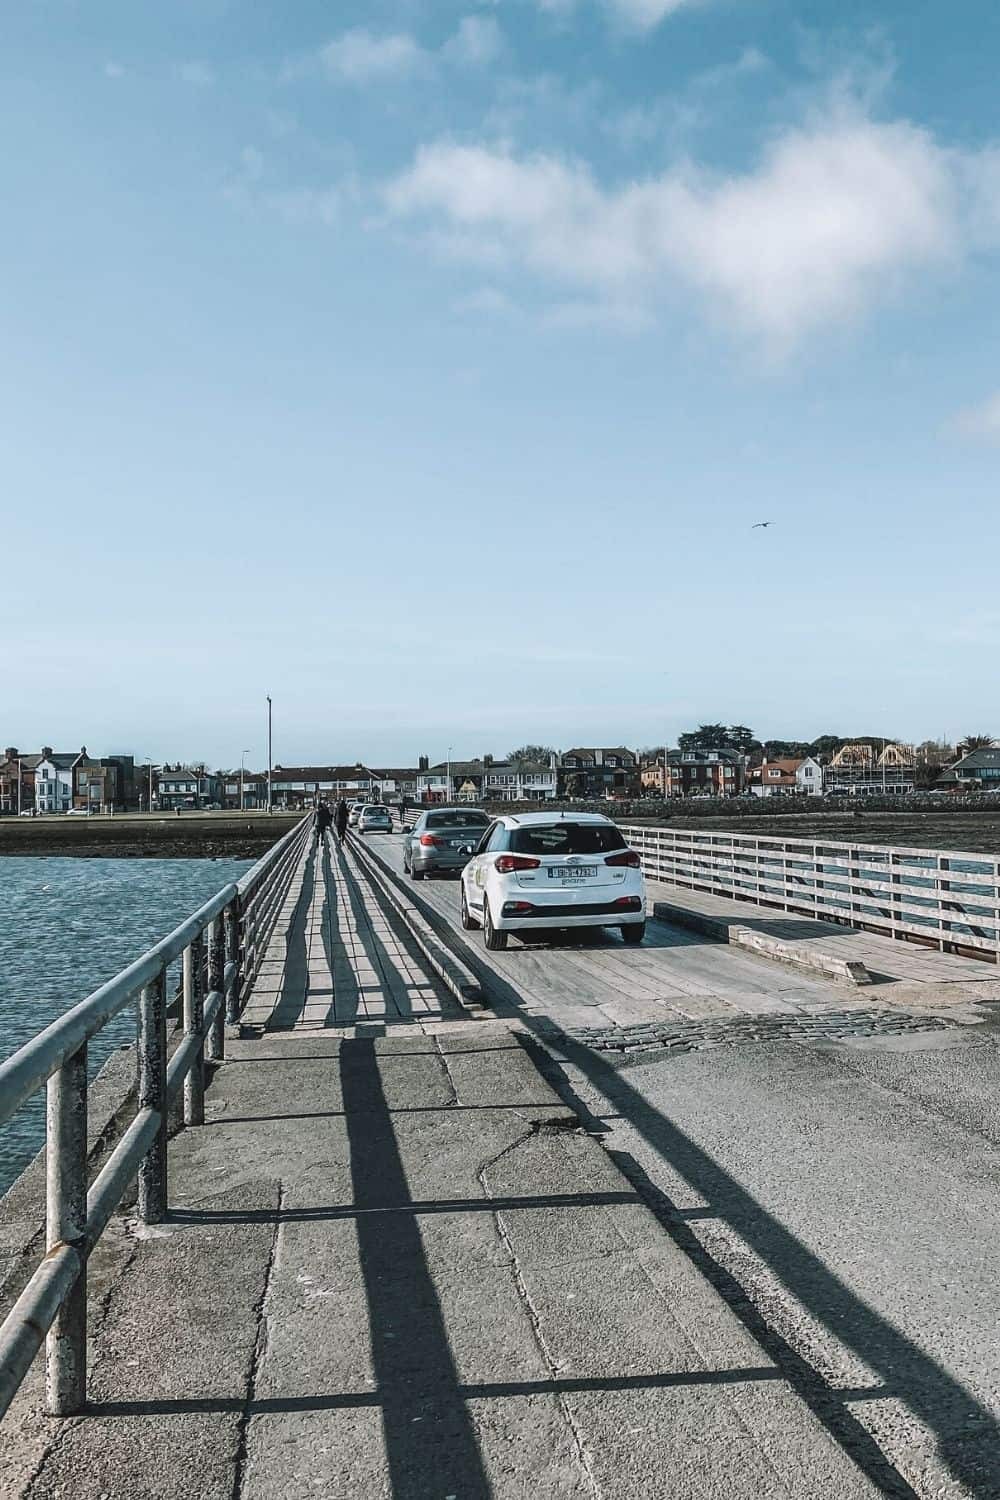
(0, 813), (312, 1421)
(620, 824), (1000, 963)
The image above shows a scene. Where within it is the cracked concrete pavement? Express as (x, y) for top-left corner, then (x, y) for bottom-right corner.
(1, 1023), (889, 1498)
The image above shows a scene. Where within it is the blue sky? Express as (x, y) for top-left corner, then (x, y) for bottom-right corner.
(3, 0), (999, 769)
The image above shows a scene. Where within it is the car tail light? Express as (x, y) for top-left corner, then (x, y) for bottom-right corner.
(613, 895), (643, 911)
(502, 900), (535, 915)
(494, 854), (541, 874)
(419, 833), (442, 847)
(605, 850), (641, 868)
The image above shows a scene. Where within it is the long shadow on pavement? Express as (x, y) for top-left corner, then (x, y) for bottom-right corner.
(430, 911), (1000, 1500)
(262, 841), (316, 1030)
(339, 1035), (491, 1499)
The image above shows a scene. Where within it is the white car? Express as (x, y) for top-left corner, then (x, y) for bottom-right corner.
(459, 812), (646, 950)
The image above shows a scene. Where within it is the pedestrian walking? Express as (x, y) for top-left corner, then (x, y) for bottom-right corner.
(335, 798), (349, 843)
(315, 801), (333, 843)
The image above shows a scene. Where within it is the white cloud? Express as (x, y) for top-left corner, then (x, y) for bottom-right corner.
(443, 16), (503, 66)
(178, 61), (215, 86)
(606, 0), (694, 26)
(386, 110), (1000, 348)
(951, 392), (1000, 441)
(320, 30), (427, 83)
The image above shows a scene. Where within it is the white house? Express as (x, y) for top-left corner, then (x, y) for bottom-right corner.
(749, 757), (823, 798)
(482, 759), (558, 802)
(34, 749), (80, 813)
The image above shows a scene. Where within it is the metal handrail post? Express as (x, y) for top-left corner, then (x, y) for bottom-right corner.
(225, 894), (241, 1030)
(206, 917), (226, 1063)
(182, 935), (205, 1127)
(137, 970), (168, 1224)
(45, 1043), (87, 1415)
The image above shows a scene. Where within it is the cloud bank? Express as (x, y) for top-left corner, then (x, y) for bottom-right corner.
(387, 111), (999, 347)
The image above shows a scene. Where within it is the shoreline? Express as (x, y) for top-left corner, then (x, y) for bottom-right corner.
(0, 812), (301, 859)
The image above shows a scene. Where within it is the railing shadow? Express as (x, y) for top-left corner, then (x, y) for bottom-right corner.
(319, 833), (361, 1026)
(339, 1035), (491, 1497)
(261, 841), (316, 1030)
(337, 843), (452, 1023)
(431, 914), (1000, 1498)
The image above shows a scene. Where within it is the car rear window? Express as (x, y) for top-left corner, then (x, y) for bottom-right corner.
(508, 823), (626, 856)
(425, 811), (490, 829)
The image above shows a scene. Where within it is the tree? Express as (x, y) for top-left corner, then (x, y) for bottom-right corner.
(507, 744), (556, 769)
(957, 734), (995, 755)
(727, 725), (759, 753)
(678, 724), (731, 752)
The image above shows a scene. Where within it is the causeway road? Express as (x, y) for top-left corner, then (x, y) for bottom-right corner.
(362, 830), (1000, 1499)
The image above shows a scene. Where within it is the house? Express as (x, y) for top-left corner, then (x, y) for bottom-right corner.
(417, 759), (485, 804)
(661, 748), (744, 798)
(369, 768), (422, 805)
(823, 742), (915, 796)
(482, 754), (559, 802)
(73, 750), (138, 812)
(558, 748), (638, 799)
(269, 764), (375, 808)
(157, 766), (223, 810)
(34, 748), (82, 814)
(0, 748), (41, 813)
(748, 756), (823, 798)
(938, 747), (1000, 792)
(221, 771), (268, 810)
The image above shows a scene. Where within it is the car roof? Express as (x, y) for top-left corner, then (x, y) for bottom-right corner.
(494, 811), (614, 827)
(420, 805), (490, 816)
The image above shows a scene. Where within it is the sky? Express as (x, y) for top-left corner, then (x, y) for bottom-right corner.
(2, 0), (999, 770)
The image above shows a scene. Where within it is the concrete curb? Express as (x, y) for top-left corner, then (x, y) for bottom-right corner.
(651, 899), (873, 986)
(347, 833), (486, 1013)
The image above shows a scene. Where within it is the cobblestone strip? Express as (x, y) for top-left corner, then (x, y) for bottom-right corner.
(561, 1008), (969, 1058)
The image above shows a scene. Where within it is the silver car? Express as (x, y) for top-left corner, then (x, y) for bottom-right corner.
(403, 807), (491, 879)
(357, 804), (392, 834)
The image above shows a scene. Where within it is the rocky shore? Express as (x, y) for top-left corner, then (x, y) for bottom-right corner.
(0, 812), (301, 859)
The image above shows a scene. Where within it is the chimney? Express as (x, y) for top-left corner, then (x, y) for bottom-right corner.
(483, 753), (493, 768)
(42, 746), (53, 760)
(4, 747), (16, 761)
(595, 749), (603, 766)
(549, 751), (558, 769)
(418, 755), (429, 772)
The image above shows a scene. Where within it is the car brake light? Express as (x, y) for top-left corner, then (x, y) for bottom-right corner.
(419, 833), (442, 847)
(605, 850), (641, 868)
(613, 895), (643, 910)
(494, 854), (541, 873)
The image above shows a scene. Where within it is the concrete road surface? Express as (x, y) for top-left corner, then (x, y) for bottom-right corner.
(371, 832), (1000, 1498)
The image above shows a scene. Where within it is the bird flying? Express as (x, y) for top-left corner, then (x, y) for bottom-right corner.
(751, 521), (774, 529)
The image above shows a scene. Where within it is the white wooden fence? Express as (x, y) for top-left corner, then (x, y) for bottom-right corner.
(619, 824), (1000, 963)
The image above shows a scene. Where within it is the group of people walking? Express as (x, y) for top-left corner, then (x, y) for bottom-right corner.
(315, 798), (349, 843)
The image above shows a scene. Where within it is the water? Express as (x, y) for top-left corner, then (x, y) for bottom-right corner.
(0, 855), (251, 1195)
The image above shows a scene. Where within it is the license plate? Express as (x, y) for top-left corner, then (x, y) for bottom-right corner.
(450, 839), (468, 848)
(547, 866), (598, 880)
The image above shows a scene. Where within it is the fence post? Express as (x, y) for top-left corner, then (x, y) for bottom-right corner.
(183, 934), (206, 1127)
(225, 893), (242, 1034)
(45, 1042), (88, 1415)
(207, 916), (226, 1063)
(137, 969), (168, 1223)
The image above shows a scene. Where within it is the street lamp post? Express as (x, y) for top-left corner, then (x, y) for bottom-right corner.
(267, 696), (273, 812)
(240, 750), (249, 812)
(446, 745), (453, 804)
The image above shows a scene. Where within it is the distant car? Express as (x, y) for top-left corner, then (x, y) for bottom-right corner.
(66, 808), (91, 816)
(357, 804), (392, 834)
(460, 811), (646, 950)
(347, 801), (367, 827)
(403, 807), (491, 879)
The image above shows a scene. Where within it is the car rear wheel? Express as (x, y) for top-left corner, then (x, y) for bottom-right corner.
(411, 864), (424, 880)
(460, 883), (479, 930)
(484, 901), (508, 951)
(621, 922), (646, 945)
